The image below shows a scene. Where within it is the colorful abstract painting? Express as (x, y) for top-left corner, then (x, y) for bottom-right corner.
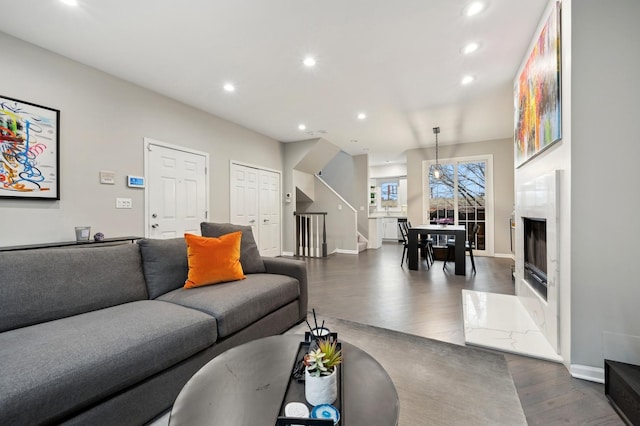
(514, 2), (561, 167)
(0, 96), (59, 199)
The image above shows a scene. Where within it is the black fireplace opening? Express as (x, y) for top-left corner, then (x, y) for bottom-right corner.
(523, 217), (547, 300)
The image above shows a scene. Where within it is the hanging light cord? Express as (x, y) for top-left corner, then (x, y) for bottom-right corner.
(433, 127), (441, 178)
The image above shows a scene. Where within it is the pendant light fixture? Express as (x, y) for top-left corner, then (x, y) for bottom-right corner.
(433, 126), (441, 179)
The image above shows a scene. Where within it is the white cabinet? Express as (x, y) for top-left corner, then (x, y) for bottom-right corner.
(382, 218), (399, 241)
(367, 218), (383, 249)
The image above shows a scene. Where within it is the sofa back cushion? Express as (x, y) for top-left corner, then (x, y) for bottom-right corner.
(0, 243), (147, 333)
(138, 237), (189, 298)
(200, 222), (266, 274)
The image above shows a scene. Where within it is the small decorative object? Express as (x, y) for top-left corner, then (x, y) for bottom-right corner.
(304, 338), (342, 406)
(93, 232), (105, 242)
(284, 402), (309, 418)
(74, 226), (91, 241)
(310, 404), (340, 425)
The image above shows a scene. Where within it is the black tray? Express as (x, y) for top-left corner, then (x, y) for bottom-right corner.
(275, 337), (343, 425)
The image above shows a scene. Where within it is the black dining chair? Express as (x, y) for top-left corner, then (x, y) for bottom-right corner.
(443, 223), (479, 273)
(400, 222), (430, 268)
(407, 221), (434, 266)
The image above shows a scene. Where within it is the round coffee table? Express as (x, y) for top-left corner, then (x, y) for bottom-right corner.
(169, 334), (399, 426)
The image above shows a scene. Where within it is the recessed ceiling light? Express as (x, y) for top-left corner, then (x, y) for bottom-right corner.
(303, 56), (316, 67)
(465, 2), (485, 17)
(461, 75), (475, 85)
(357, 112), (367, 120)
(60, 0), (78, 5)
(298, 124), (307, 131)
(462, 42), (480, 55)
(223, 83), (235, 92)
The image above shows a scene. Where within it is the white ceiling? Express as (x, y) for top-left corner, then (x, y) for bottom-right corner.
(0, 0), (547, 166)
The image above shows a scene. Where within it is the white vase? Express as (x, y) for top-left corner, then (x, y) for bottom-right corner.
(305, 367), (338, 406)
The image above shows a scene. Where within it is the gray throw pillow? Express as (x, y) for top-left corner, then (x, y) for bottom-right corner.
(200, 222), (266, 274)
(138, 238), (189, 298)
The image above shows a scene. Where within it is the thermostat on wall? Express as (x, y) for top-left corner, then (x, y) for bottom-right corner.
(127, 175), (145, 188)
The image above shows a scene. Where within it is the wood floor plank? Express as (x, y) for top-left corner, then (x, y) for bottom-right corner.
(295, 242), (624, 425)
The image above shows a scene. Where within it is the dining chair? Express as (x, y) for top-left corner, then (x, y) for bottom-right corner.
(407, 221), (434, 265)
(443, 223), (479, 273)
(400, 222), (430, 268)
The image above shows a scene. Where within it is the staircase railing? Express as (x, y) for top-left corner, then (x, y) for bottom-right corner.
(294, 212), (327, 258)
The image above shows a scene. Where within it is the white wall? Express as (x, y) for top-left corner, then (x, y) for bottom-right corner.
(0, 33), (283, 246)
(370, 163), (407, 179)
(570, 0), (640, 370)
(321, 153), (373, 234)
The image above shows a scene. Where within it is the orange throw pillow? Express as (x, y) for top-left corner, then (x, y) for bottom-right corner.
(184, 232), (245, 288)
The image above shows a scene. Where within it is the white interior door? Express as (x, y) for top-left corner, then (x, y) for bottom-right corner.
(230, 162), (281, 256)
(230, 163), (259, 236)
(145, 139), (208, 239)
(259, 169), (281, 257)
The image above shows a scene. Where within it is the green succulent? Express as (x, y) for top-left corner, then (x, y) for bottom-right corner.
(304, 338), (343, 377)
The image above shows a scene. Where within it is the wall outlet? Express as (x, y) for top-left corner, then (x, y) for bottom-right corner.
(116, 198), (132, 209)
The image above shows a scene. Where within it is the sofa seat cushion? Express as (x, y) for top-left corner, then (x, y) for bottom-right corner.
(0, 300), (217, 425)
(158, 273), (299, 338)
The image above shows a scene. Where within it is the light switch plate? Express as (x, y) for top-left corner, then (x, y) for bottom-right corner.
(100, 170), (116, 185)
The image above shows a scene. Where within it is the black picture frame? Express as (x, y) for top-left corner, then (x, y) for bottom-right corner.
(0, 95), (60, 200)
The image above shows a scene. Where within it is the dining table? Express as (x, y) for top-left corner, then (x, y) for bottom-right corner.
(408, 224), (467, 275)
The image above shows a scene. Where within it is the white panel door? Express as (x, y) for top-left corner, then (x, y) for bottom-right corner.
(259, 169), (281, 257)
(230, 163), (281, 257)
(147, 142), (208, 239)
(230, 163), (260, 237)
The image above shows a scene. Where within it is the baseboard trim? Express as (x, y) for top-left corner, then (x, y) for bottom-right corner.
(334, 248), (359, 255)
(570, 364), (605, 383)
(494, 253), (516, 260)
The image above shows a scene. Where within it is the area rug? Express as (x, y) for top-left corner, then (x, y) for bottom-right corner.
(287, 317), (526, 426)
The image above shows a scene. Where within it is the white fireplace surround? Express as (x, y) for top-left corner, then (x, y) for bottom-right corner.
(515, 170), (561, 353)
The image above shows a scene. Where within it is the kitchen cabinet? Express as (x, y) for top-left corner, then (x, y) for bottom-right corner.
(382, 217), (399, 241)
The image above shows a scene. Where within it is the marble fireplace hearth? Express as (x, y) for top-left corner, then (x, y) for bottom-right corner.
(462, 290), (562, 362)
(463, 171), (562, 363)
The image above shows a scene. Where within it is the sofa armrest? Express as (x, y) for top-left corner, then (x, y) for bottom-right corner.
(262, 257), (308, 322)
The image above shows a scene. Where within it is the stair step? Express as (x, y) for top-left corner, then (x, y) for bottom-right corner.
(605, 359), (640, 424)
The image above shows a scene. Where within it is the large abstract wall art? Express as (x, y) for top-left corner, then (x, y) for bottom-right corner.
(514, 2), (562, 167)
(0, 96), (60, 199)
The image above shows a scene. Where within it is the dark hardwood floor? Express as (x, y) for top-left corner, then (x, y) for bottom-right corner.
(296, 242), (623, 425)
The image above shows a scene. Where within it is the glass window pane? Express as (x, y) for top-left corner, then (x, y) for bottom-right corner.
(428, 160), (488, 251)
(429, 164), (454, 225)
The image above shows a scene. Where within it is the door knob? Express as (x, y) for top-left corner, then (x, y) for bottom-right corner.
(263, 219), (269, 223)
(152, 213), (157, 218)
(249, 220), (256, 224)
(151, 223), (159, 229)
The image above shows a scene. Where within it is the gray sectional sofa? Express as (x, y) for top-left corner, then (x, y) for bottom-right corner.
(0, 230), (308, 425)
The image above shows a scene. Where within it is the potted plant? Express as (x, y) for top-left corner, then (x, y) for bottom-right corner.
(303, 338), (343, 406)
